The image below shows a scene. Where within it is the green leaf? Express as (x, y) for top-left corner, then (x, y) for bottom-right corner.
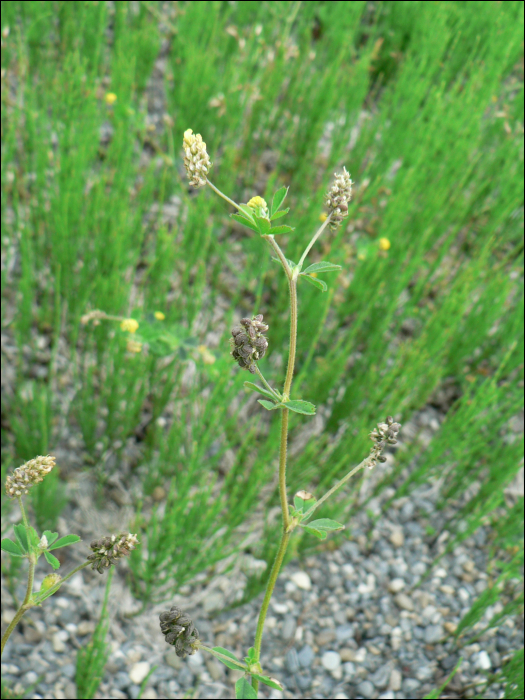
(237, 204), (256, 221)
(302, 525), (327, 539)
(255, 216), (272, 235)
(270, 208), (289, 221)
(27, 527), (40, 548)
(284, 400), (316, 415)
(307, 518), (345, 532)
(235, 676), (257, 699)
(13, 523), (29, 552)
(245, 647), (257, 664)
(269, 225), (295, 234)
(1, 538), (24, 556)
(42, 530), (59, 546)
(258, 399), (281, 411)
(302, 261), (342, 274)
(272, 256), (296, 268)
(300, 274), (328, 292)
(48, 534), (81, 550)
(244, 382), (279, 401)
(250, 673), (283, 690)
(271, 186), (288, 216)
(44, 551), (61, 569)
(209, 647), (246, 672)
(231, 213), (260, 234)
(294, 492), (317, 513)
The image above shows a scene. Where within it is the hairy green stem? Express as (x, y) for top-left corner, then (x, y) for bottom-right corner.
(297, 212), (333, 270)
(253, 365), (281, 401)
(1, 553), (35, 657)
(206, 179), (241, 210)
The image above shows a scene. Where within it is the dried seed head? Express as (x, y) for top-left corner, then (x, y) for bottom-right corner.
(367, 417), (401, 469)
(87, 533), (139, 574)
(159, 606), (200, 658)
(230, 314), (269, 373)
(325, 167), (352, 230)
(183, 129), (212, 188)
(5, 455), (56, 498)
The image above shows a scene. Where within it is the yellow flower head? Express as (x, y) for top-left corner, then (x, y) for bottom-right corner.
(319, 213), (328, 222)
(247, 196), (269, 219)
(154, 311), (165, 321)
(120, 318), (139, 333)
(379, 237), (391, 251)
(126, 340), (143, 353)
(105, 92), (117, 106)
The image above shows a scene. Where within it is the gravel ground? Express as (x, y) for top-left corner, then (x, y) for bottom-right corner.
(2, 409), (523, 700)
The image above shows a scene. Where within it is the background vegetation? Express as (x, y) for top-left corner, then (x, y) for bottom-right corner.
(1, 0), (523, 696)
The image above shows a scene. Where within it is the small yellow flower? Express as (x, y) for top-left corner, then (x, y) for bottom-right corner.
(154, 311), (165, 321)
(197, 345), (216, 365)
(379, 238), (391, 251)
(126, 340), (143, 353)
(319, 213), (328, 222)
(120, 318), (139, 333)
(357, 252), (367, 261)
(105, 92), (117, 106)
(247, 196), (267, 210)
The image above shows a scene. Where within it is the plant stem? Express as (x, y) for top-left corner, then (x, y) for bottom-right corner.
(253, 365), (281, 401)
(297, 213), (332, 270)
(302, 457), (372, 521)
(252, 261), (299, 693)
(251, 531), (290, 692)
(263, 234), (292, 278)
(1, 553), (35, 657)
(206, 179), (241, 210)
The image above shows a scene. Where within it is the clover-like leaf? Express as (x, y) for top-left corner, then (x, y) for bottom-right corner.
(14, 524), (29, 553)
(307, 518), (345, 532)
(300, 274), (328, 292)
(235, 676), (258, 699)
(244, 382), (280, 401)
(44, 551), (61, 569)
(231, 213), (260, 234)
(269, 225), (295, 235)
(255, 216), (272, 235)
(284, 400), (316, 415)
(237, 204), (256, 221)
(270, 208), (290, 221)
(250, 673), (283, 690)
(302, 261), (342, 274)
(245, 647), (257, 665)
(42, 530), (59, 546)
(271, 186), (288, 216)
(258, 399), (281, 411)
(302, 525), (327, 539)
(294, 491), (317, 513)
(1, 538), (25, 556)
(48, 534), (81, 551)
(209, 646), (247, 672)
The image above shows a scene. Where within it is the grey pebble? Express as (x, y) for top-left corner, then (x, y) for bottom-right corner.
(177, 666), (194, 688)
(286, 647), (300, 673)
(297, 644), (315, 668)
(282, 614), (297, 640)
(295, 670), (312, 691)
(356, 680), (375, 698)
(336, 624), (354, 642)
(370, 663), (391, 689)
(59, 663), (76, 679)
(402, 678), (421, 697)
(424, 624), (443, 644)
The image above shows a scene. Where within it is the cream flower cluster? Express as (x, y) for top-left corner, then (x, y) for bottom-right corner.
(183, 129), (212, 188)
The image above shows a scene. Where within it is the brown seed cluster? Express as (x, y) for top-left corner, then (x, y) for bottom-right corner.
(325, 167), (352, 230)
(87, 533), (139, 574)
(368, 416), (401, 468)
(159, 606), (200, 658)
(230, 314), (269, 374)
(5, 455), (56, 498)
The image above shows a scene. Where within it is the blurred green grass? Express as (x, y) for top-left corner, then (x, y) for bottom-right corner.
(1, 0), (523, 679)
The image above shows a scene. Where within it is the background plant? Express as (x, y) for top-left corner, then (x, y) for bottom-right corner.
(1, 1), (523, 697)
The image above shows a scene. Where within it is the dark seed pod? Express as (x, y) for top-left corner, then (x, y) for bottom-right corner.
(230, 314), (269, 373)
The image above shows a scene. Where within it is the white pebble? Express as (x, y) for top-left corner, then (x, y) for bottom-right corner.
(388, 578), (405, 593)
(476, 651), (492, 670)
(290, 571), (312, 590)
(271, 601), (288, 614)
(129, 661), (151, 684)
(390, 530), (404, 547)
(321, 651), (341, 671)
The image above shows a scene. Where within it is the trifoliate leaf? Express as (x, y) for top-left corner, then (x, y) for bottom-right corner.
(13, 523), (29, 552)
(209, 647), (247, 672)
(302, 261), (342, 274)
(300, 274), (328, 292)
(255, 216), (272, 235)
(48, 534), (81, 551)
(258, 399), (281, 410)
(270, 208), (290, 221)
(244, 382), (280, 401)
(301, 525), (327, 539)
(269, 225), (295, 234)
(284, 400), (316, 415)
(271, 186), (288, 216)
(44, 551), (61, 570)
(231, 214), (260, 234)
(250, 673), (283, 690)
(307, 518), (345, 532)
(235, 675), (258, 699)
(1, 538), (24, 556)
